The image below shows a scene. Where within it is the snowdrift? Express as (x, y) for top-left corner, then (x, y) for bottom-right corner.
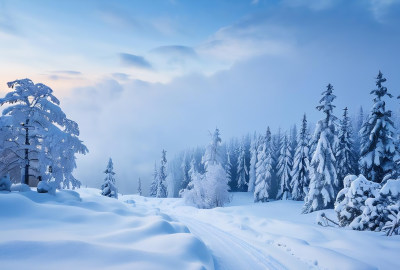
(0, 188), (213, 270)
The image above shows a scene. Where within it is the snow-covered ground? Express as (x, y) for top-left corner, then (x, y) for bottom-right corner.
(0, 188), (213, 270)
(1, 189), (399, 270)
(125, 192), (400, 270)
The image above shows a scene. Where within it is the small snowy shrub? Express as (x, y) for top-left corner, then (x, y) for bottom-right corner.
(37, 180), (57, 195)
(351, 180), (400, 233)
(334, 175), (380, 227)
(0, 174), (11, 191)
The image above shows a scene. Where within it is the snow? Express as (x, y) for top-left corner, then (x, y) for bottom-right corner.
(1, 189), (399, 270)
(125, 192), (400, 270)
(0, 188), (213, 270)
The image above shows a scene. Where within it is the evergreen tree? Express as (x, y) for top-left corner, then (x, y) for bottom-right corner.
(291, 114), (311, 201)
(277, 134), (293, 200)
(156, 149), (168, 198)
(359, 71), (396, 183)
(0, 79), (88, 188)
(303, 84), (338, 213)
(352, 106), (364, 174)
(248, 132), (258, 192)
(149, 162), (158, 197)
(336, 107), (356, 188)
(137, 178), (142, 196)
(236, 140), (248, 191)
(270, 129), (282, 199)
(254, 128), (273, 202)
(101, 158), (118, 199)
(180, 151), (190, 191)
(202, 128), (223, 168)
(289, 125), (298, 161)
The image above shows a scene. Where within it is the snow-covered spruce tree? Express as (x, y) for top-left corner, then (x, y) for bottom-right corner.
(359, 71), (396, 183)
(248, 132), (258, 193)
(254, 128), (273, 202)
(334, 175), (380, 227)
(289, 125), (298, 162)
(180, 151), (191, 191)
(225, 150), (233, 187)
(183, 128), (229, 208)
(201, 128), (230, 208)
(149, 162), (158, 197)
(0, 79), (88, 189)
(137, 178), (142, 196)
(302, 84), (338, 214)
(156, 149), (168, 198)
(101, 158), (118, 199)
(236, 141), (248, 191)
(336, 107), (356, 189)
(270, 129), (282, 199)
(352, 106), (364, 175)
(290, 114), (311, 201)
(350, 180), (400, 234)
(277, 134), (293, 200)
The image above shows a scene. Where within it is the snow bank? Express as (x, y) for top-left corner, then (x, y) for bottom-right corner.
(0, 188), (214, 270)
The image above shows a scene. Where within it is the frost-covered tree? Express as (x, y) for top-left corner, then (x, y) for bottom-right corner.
(0, 79), (88, 189)
(149, 162), (158, 197)
(137, 178), (142, 196)
(254, 128), (273, 202)
(359, 71), (396, 183)
(202, 128), (223, 168)
(180, 151), (191, 191)
(336, 107), (356, 188)
(352, 106), (364, 174)
(277, 134), (293, 200)
(303, 84), (338, 213)
(236, 141), (248, 191)
(289, 125), (298, 162)
(291, 114), (311, 201)
(270, 129), (282, 199)
(156, 149), (168, 198)
(248, 132), (258, 193)
(182, 129), (229, 208)
(101, 158), (118, 199)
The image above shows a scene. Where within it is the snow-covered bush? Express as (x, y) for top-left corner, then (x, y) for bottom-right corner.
(101, 158), (118, 199)
(37, 180), (57, 195)
(0, 174), (11, 191)
(10, 183), (31, 192)
(334, 175), (380, 227)
(351, 180), (400, 233)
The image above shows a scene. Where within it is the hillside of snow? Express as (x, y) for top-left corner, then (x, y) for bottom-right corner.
(1, 189), (399, 270)
(0, 188), (213, 270)
(125, 192), (400, 270)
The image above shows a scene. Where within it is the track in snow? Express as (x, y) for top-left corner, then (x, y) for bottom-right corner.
(176, 216), (287, 270)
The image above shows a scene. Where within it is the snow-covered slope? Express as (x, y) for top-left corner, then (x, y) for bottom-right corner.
(126, 192), (400, 270)
(0, 188), (213, 270)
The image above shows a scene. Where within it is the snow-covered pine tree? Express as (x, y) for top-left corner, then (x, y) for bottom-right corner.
(202, 128), (223, 168)
(303, 84), (338, 213)
(277, 134), (293, 200)
(254, 128), (273, 202)
(289, 125), (298, 162)
(101, 158), (118, 199)
(180, 151), (191, 191)
(137, 178), (142, 196)
(225, 150), (233, 188)
(336, 107), (357, 188)
(156, 149), (168, 198)
(236, 140), (248, 191)
(291, 114), (311, 201)
(248, 132), (258, 193)
(0, 79), (88, 189)
(149, 162), (158, 197)
(352, 106), (364, 174)
(359, 71), (396, 183)
(270, 129), (282, 199)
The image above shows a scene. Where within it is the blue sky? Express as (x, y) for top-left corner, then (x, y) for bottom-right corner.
(0, 0), (400, 193)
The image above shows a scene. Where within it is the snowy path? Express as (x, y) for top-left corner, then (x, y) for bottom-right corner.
(177, 216), (286, 270)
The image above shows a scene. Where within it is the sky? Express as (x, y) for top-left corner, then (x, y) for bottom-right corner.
(0, 0), (400, 194)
